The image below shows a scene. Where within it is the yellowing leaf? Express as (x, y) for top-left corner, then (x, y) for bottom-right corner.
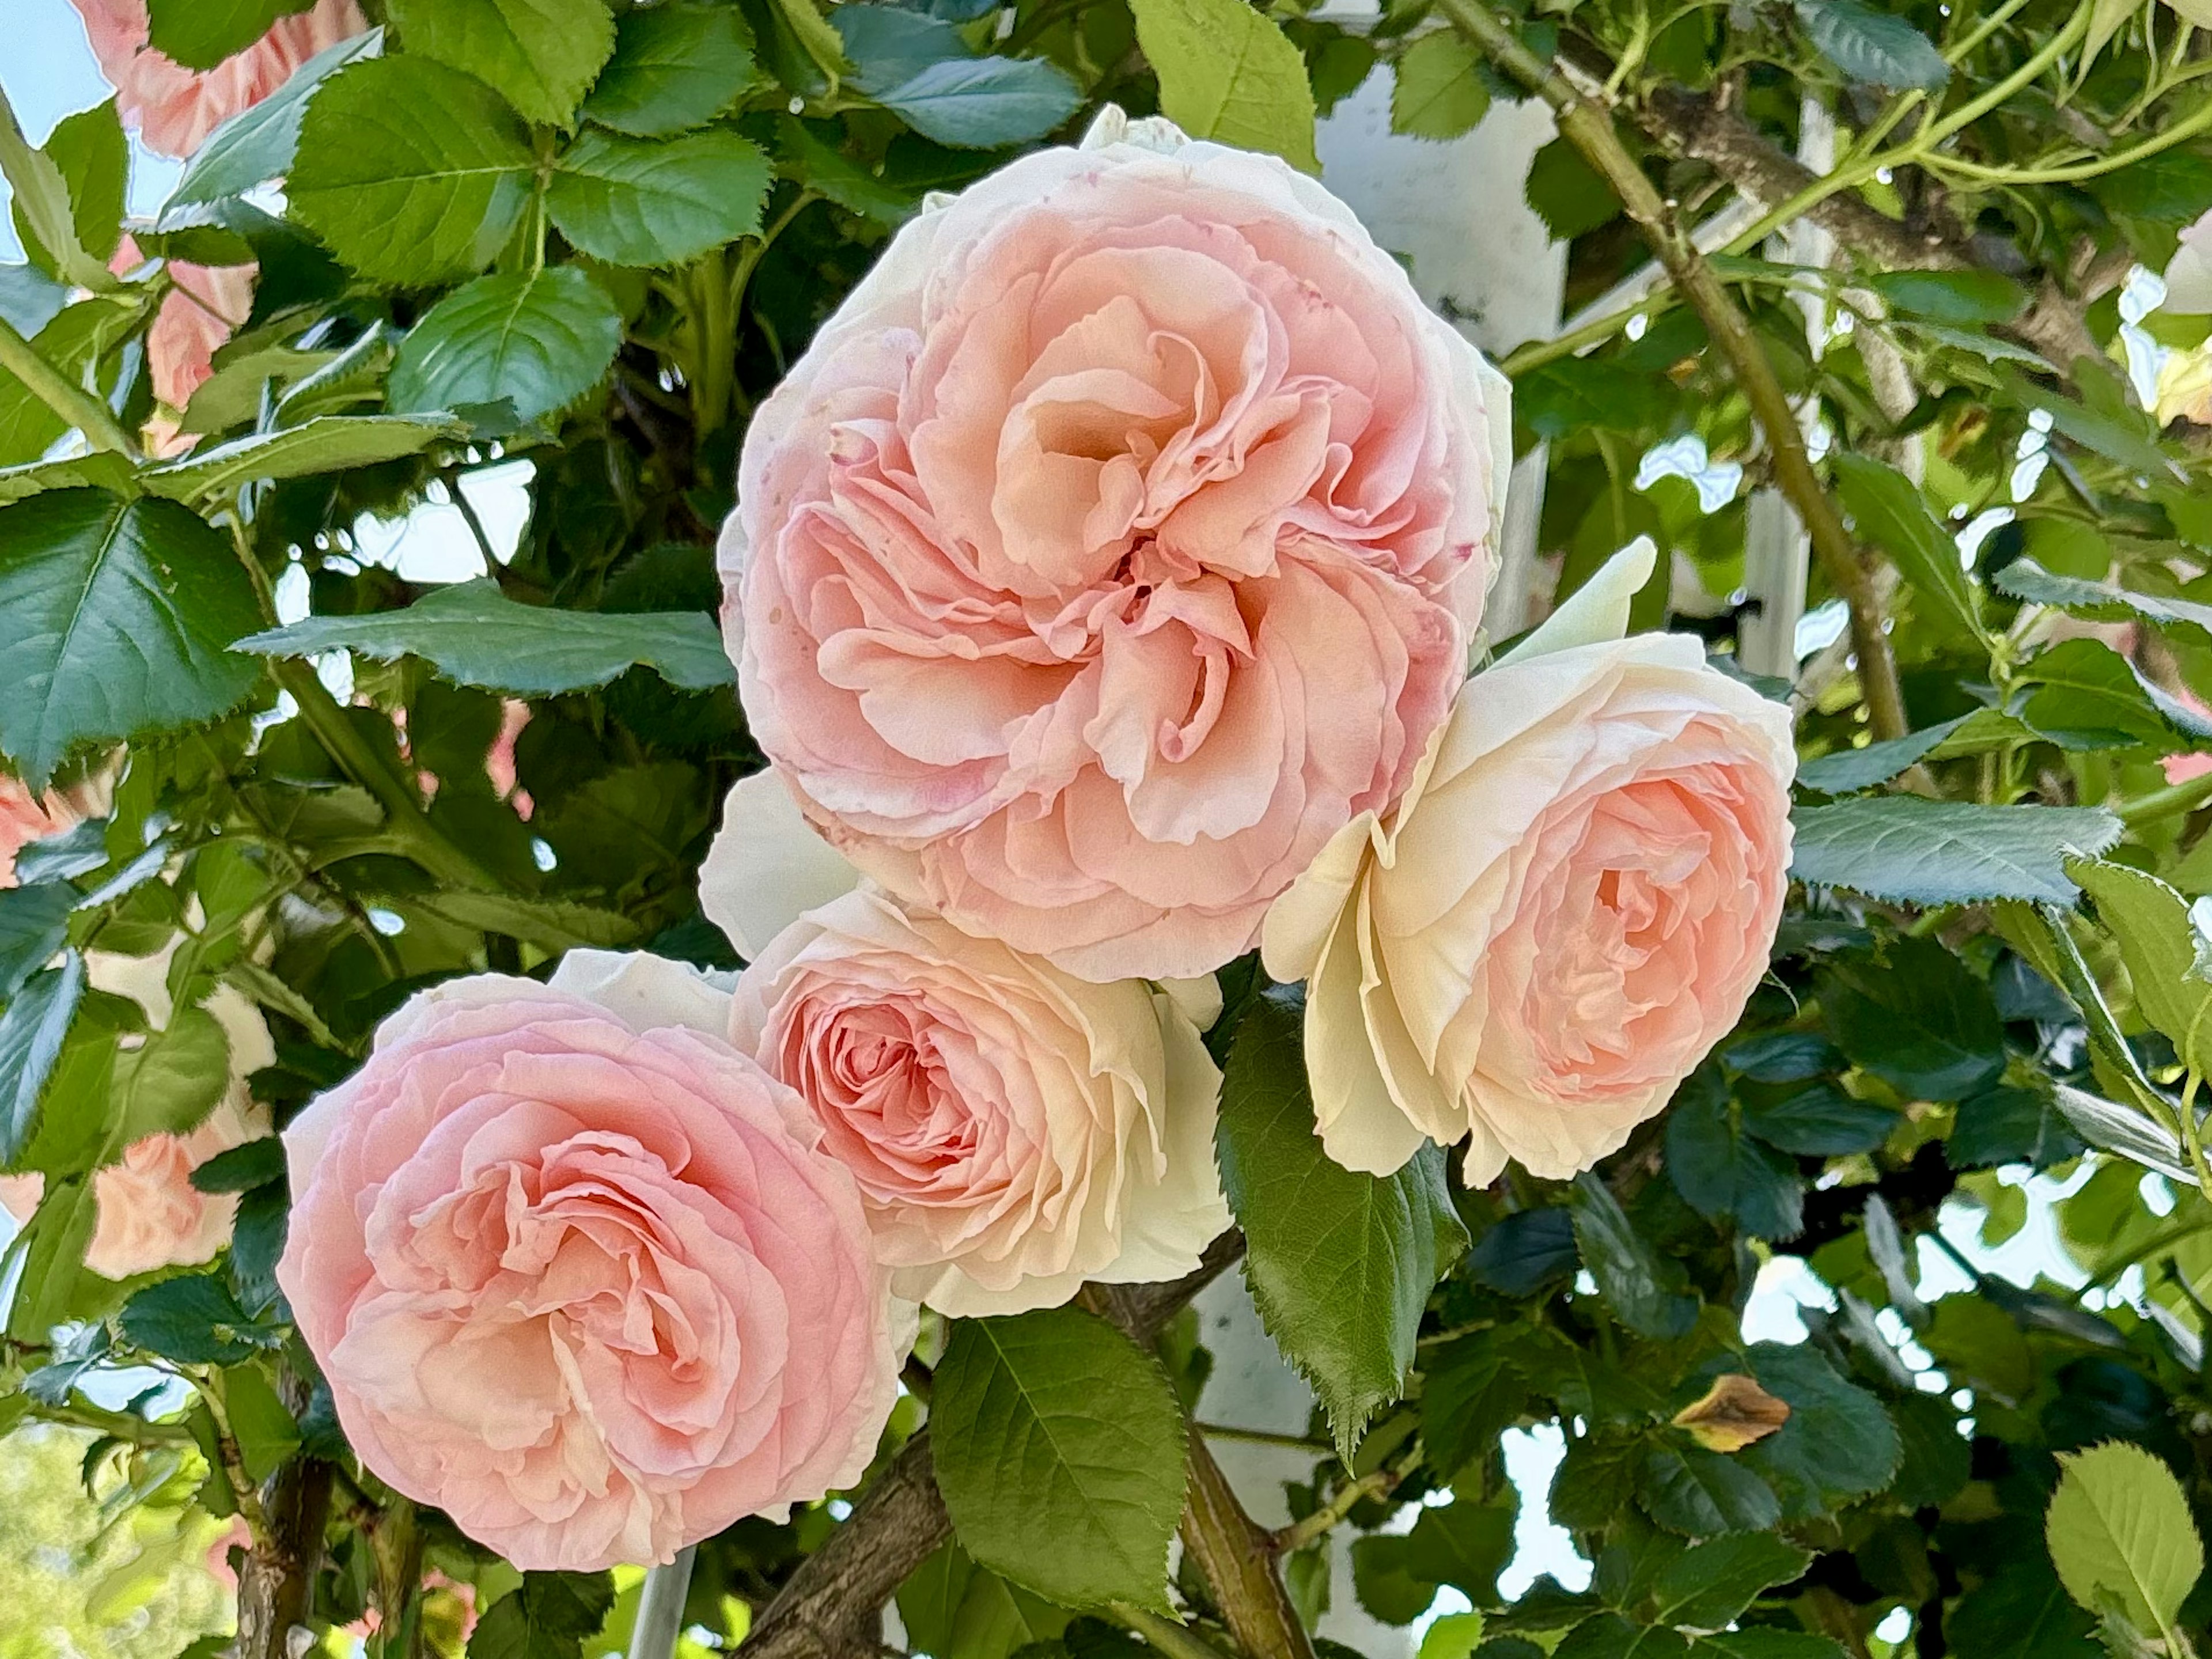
(2046, 1441), (2203, 1638)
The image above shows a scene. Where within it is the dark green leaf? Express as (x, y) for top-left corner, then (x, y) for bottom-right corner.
(234, 580), (733, 696)
(143, 415), (461, 504)
(118, 1272), (282, 1365)
(1405, 1501), (1517, 1605)
(1794, 0), (1949, 89)
(1691, 1638), (1847, 1659)
(385, 0), (617, 127)
(1950, 1084), (2083, 1169)
(1997, 557), (2212, 647)
(1945, 1567), (2099, 1658)
(1637, 1445), (1782, 1536)
(1651, 1533), (1811, 1629)
(932, 1308), (1187, 1612)
(16, 101), (126, 268)
(1518, 359), (1678, 438)
(873, 58), (1084, 149)
(548, 128), (774, 267)
(1821, 937), (2005, 1101)
(1888, 1391), (1972, 1510)
(1738, 1082), (1898, 1156)
(1569, 1174), (1697, 1340)
(289, 57), (536, 286)
(1554, 1614), (1690, 1658)
(1422, 1335), (1529, 1484)
(0, 954), (83, 1166)
(1218, 993), (1468, 1456)
(1738, 1343), (1900, 1517)
(1466, 1207), (1579, 1297)
(584, 3), (758, 135)
(191, 1138), (286, 1195)
(389, 267), (624, 425)
(468, 1572), (619, 1659)
(1352, 1534), (1438, 1625)
(1127, 0), (1320, 171)
(1664, 1070), (1805, 1240)
(0, 883), (74, 1001)
(113, 1007), (230, 1142)
(146, 0), (313, 71)
(1789, 798), (2123, 907)
(0, 491), (264, 787)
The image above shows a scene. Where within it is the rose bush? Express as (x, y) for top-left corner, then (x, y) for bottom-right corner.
(5, 1), (2212, 1657)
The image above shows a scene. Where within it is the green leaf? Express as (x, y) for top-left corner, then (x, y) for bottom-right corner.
(1127, 0), (1320, 172)
(1888, 1392), (1972, 1510)
(1555, 1614), (1690, 1658)
(1516, 359), (1680, 439)
(1405, 1501), (1517, 1605)
(221, 1363), (301, 1483)
(1997, 556), (2212, 645)
(0, 87), (115, 292)
(1651, 1533), (1811, 1630)
(114, 1007), (229, 1142)
(385, 0), (617, 127)
(2046, 1442), (2203, 1636)
(1945, 1568), (2098, 1659)
(1466, 1208), (1579, 1297)
(14, 101), (126, 268)
(1353, 1533), (1438, 1625)
(166, 28), (383, 214)
(1865, 270), (2028, 325)
(0, 491), (264, 788)
(147, 0), (314, 72)
(1526, 138), (1620, 241)
(897, 1544), (1070, 1659)
(547, 128), (773, 267)
(143, 415), (461, 505)
(289, 56), (536, 286)
(1690, 1637), (1847, 1659)
(1738, 1343), (1900, 1518)
(1422, 1335), (1530, 1485)
(190, 1137), (286, 1195)
(1664, 1069), (1804, 1240)
(2021, 637), (2212, 752)
(1950, 1083), (2083, 1169)
(1795, 709), (2026, 794)
(2051, 1082), (2193, 1184)
(1793, 0), (1950, 89)
(931, 1306), (1187, 1612)
(468, 1572), (618, 1659)
(389, 268), (623, 426)
(0, 954), (83, 1166)
(1737, 1081), (1897, 1156)
(233, 581), (732, 696)
(118, 1272), (282, 1365)
(1636, 1445), (1782, 1536)
(872, 58), (1083, 150)
(1392, 31), (1491, 142)
(1217, 993), (1468, 1456)
(1789, 798), (2123, 908)
(1821, 937), (2005, 1101)
(2068, 858), (2212, 1076)
(1569, 1174), (1696, 1339)
(583, 3), (758, 135)
(0, 884), (74, 1001)
(1831, 454), (1983, 642)
(407, 891), (641, 950)
(6, 1175), (98, 1341)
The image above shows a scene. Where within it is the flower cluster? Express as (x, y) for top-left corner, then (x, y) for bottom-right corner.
(248, 111), (1790, 1574)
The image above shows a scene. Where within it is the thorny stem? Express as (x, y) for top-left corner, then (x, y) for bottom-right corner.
(1443, 0), (1910, 740)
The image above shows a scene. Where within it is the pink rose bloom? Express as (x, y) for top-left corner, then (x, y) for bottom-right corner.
(113, 236), (256, 430)
(722, 108), (1512, 982)
(1263, 547), (1796, 1181)
(277, 953), (905, 1573)
(721, 817), (1230, 1315)
(71, 0), (368, 160)
(0, 778), (73, 886)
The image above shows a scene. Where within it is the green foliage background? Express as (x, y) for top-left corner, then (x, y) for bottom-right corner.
(15, 0), (2212, 1657)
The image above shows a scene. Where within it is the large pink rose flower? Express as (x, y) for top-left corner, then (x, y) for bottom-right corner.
(276, 953), (904, 1573)
(727, 877), (1230, 1317)
(722, 109), (1512, 982)
(113, 237), (256, 441)
(1263, 551), (1796, 1181)
(71, 0), (368, 160)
